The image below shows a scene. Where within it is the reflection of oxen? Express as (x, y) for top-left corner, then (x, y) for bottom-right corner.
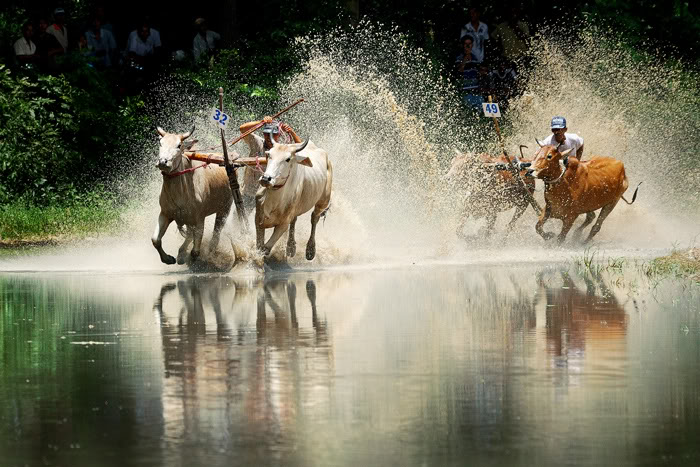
(534, 270), (630, 357)
(525, 143), (640, 243)
(446, 152), (535, 237)
(152, 275), (331, 461)
(256, 140), (333, 259)
(152, 126), (233, 264)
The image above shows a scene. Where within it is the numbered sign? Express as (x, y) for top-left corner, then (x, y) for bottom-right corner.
(211, 108), (230, 129)
(482, 102), (501, 118)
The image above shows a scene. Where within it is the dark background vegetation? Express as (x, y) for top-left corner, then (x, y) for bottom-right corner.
(0, 0), (698, 219)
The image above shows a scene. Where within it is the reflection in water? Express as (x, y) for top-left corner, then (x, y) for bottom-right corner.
(0, 267), (699, 466)
(152, 275), (332, 466)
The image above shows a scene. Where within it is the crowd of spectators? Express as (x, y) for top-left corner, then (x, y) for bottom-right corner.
(12, 3), (528, 110)
(11, 5), (221, 93)
(454, 3), (531, 113)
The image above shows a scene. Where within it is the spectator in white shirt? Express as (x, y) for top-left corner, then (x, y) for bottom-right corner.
(459, 6), (489, 63)
(192, 18), (221, 62)
(14, 22), (37, 65)
(126, 22), (162, 68)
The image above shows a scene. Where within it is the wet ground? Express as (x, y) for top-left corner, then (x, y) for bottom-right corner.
(1, 263), (699, 466)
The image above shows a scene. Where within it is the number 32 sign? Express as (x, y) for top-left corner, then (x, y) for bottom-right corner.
(482, 102), (501, 118)
(211, 108), (230, 128)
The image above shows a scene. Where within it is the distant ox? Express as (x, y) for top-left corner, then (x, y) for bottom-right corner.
(152, 126), (232, 264)
(255, 139), (332, 259)
(445, 150), (535, 237)
(525, 142), (640, 244)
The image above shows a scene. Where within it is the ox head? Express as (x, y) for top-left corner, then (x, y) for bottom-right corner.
(156, 125), (196, 173)
(259, 139), (312, 189)
(525, 141), (573, 182)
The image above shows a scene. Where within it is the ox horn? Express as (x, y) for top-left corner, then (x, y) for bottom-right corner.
(535, 138), (543, 147)
(293, 139), (309, 154)
(182, 125), (195, 140)
(157, 126), (167, 137)
(519, 145), (528, 159)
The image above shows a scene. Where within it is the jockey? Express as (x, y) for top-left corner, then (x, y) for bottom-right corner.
(238, 116), (302, 209)
(539, 116), (584, 160)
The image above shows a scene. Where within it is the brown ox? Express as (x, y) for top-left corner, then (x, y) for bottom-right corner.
(446, 151), (536, 237)
(525, 143), (640, 244)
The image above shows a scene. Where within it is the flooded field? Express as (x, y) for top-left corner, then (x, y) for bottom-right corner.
(1, 264), (699, 466)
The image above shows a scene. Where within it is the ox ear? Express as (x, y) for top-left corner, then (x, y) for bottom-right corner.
(560, 148), (573, 157)
(184, 139), (197, 151)
(295, 154), (313, 167)
(157, 127), (167, 138)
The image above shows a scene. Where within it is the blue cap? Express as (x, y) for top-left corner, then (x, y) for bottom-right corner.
(551, 116), (567, 129)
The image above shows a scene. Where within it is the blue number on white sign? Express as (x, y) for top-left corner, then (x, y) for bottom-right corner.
(211, 108), (230, 128)
(482, 102), (501, 117)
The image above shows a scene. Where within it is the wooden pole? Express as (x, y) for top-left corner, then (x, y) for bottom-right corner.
(220, 87), (249, 232)
(227, 98), (304, 147)
(488, 95), (542, 215)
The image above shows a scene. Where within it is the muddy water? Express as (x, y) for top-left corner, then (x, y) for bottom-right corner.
(1, 265), (698, 467)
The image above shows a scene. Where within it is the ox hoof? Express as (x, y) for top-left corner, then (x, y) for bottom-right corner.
(260, 247), (271, 257)
(162, 255), (176, 265)
(305, 243), (316, 261)
(287, 243), (297, 257)
(542, 232), (555, 241)
(190, 250), (200, 261)
(176, 253), (186, 265)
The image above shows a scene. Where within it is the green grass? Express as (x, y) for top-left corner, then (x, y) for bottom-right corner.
(643, 248), (700, 283)
(0, 192), (123, 245)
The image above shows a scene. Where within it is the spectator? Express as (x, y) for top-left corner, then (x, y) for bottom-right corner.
(126, 20), (161, 57)
(86, 17), (118, 68)
(46, 7), (69, 52)
(126, 21), (161, 65)
(13, 21), (37, 65)
(489, 58), (519, 105)
(539, 117), (585, 160)
(35, 17), (63, 71)
(459, 5), (489, 63)
(456, 35), (483, 110)
(491, 5), (530, 65)
(192, 18), (221, 62)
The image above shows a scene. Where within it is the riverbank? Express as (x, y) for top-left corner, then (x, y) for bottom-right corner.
(0, 197), (124, 250)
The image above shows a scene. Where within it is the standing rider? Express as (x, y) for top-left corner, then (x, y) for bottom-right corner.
(238, 116), (302, 209)
(539, 116), (584, 159)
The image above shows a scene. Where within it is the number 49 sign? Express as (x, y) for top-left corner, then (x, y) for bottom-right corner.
(211, 108), (230, 129)
(482, 102), (501, 118)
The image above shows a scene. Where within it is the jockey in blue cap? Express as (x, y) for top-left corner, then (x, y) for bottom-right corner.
(539, 116), (585, 159)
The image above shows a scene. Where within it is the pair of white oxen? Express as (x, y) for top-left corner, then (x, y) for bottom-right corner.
(151, 127), (333, 265)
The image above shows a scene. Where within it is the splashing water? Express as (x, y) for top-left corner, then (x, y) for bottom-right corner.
(2, 22), (699, 273)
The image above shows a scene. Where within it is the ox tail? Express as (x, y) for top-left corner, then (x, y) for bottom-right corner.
(621, 182), (642, 205)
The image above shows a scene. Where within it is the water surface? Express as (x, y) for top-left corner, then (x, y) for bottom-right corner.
(1, 265), (699, 466)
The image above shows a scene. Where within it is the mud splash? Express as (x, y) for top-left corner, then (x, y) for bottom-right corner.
(1, 22), (698, 273)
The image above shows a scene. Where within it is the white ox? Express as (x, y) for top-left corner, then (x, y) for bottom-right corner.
(255, 139), (332, 259)
(152, 126), (232, 264)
